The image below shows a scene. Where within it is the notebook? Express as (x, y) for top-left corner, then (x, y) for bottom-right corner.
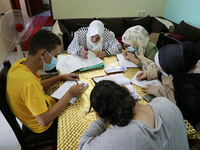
(116, 54), (138, 68)
(92, 74), (141, 100)
(51, 81), (88, 104)
(131, 71), (162, 88)
(56, 51), (104, 74)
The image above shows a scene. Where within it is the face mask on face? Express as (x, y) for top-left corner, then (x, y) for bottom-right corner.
(43, 51), (58, 71)
(127, 46), (137, 53)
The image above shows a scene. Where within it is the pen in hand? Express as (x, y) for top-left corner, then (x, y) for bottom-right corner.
(76, 81), (79, 84)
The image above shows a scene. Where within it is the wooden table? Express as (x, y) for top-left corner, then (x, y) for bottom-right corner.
(57, 56), (199, 150)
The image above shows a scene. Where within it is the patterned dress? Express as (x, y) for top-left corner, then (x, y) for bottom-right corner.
(67, 27), (122, 56)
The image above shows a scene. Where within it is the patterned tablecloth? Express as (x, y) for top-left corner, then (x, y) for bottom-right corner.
(57, 56), (199, 150)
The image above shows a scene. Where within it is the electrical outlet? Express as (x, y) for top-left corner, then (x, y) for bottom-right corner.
(142, 10), (146, 16)
(137, 10), (141, 16)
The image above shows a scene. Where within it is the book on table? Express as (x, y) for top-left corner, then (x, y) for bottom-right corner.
(51, 81), (88, 104)
(92, 73), (141, 100)
(56, 51), (104, 74)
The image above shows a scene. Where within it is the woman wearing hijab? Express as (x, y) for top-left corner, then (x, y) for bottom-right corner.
(137, 41), (200, 128)
(122, 25), (158, 71)
(67, 20), (122, 59)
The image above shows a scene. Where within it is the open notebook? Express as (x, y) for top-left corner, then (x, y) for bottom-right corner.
(131, 71), (162, 88)
(51, 81), (88, 104)
(56, 51), (104, 74)
(116, 54), (138, 68)
(92, 74), (141, 100)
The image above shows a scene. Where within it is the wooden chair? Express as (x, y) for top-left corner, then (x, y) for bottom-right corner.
(0, 60), (57, 150)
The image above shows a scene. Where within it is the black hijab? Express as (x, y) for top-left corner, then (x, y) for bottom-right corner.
(159, 41), (200, 127)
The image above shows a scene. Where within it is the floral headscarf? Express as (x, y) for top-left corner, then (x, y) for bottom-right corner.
(122, 25), (157, 71)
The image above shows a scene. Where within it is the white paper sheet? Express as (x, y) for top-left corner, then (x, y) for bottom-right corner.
(56, 51), (104, 74)
(131, 71), (162, 88)
(93, 74), (130, 86)
(117, 54), (138, 68)
(93, 74), (141, 100)
(51, 81), (88, 104)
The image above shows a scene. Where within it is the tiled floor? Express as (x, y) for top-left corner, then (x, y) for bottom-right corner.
(0, 111), (22, 150)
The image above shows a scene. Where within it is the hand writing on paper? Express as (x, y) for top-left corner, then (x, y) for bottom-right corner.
(60, 73), (79, 81)
(136, 71), (147, 81)
(68, 83), (85, 97)
(80, 49), (88, 59)
(96, 51), (107, 59)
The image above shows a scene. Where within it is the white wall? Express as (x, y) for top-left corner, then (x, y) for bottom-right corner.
(0, 0), (13, 63)
(52, 0), (167, 19)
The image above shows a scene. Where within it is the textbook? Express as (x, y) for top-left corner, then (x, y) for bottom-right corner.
(51, 81), (88, 104)
(92, 74), (141, 100)
(56, 51), (104, 74)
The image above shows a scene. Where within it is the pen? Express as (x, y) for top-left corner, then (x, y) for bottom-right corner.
(76, 81), (79, 84)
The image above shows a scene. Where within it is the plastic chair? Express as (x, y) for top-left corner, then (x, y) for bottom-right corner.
(0, 60), (57, 150)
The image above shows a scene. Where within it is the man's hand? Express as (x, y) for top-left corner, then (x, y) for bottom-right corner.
(80, 49), (88, 59)
(67, 83), (85, 97)
(96, 51), (107, 59)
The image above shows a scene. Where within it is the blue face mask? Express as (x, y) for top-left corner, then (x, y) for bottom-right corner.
(127, 46), (137, 53)
(43, 51), (58, 71)
(160, 70), (169, 77)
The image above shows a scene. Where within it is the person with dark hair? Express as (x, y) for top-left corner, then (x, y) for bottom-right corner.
(6, 29), (85, 133)
(78, 80), (189, 150)
(137, 41), (200, 129)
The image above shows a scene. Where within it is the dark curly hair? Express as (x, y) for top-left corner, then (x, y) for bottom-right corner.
(29, 29), (61, 56)
(90, 80), (136, 126)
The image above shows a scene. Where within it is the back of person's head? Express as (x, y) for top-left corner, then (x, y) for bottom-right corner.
(157, 41), (200, 74)
(29, 29), (61, 56)
(90, 80), (136, 126)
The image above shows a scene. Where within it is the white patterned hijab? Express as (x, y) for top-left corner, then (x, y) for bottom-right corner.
(86, 20), (104, 51)
(122, 25), (157, 71)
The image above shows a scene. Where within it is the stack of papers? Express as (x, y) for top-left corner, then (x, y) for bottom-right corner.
(131, 71), (162, 88)
(56, 51), (104, 74)
(51, 81), (88, 104)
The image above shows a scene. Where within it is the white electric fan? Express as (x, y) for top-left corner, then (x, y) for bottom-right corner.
(0, 9), (33, 60)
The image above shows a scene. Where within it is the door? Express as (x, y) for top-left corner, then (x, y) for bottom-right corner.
(28, 0), (44, 16)
(10, 0), (21, 10)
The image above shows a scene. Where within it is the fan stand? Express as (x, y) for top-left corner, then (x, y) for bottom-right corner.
(16, 43), (24, 60)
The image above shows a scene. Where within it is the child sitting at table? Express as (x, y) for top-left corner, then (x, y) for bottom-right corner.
(122, 25), (158, 71)
(78, 80), (189, 150)
(67, 20), (122, 59)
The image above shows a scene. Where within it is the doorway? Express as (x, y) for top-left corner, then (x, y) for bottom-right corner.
(10, 0), (53, 17)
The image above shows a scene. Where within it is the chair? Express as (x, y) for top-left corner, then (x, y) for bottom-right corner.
(0, 60), (57, 150)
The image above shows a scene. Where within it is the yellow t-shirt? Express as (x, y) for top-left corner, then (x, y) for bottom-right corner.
(6, 58), (56, 133)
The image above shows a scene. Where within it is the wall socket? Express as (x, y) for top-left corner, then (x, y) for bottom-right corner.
(137, 10), (141, 16)
(142, 10), (146, 16)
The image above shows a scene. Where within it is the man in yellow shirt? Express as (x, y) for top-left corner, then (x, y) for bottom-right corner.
(6, 29), (85, 133)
